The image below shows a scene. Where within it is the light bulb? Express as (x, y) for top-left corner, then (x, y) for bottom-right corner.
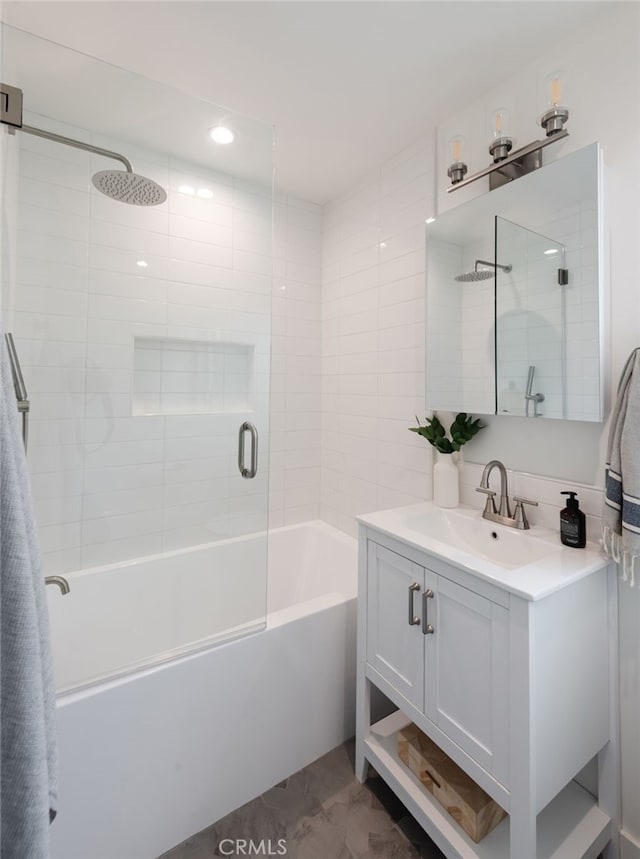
(449, 135), (465, 164)
(491, 108), (509, 139)
(488, 108), (514, 163)
(540, 70), (569, 136)
(447, 135), (468, 185)
(545, 70), (567, 108)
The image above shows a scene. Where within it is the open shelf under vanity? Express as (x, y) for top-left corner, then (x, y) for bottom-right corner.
(365, 710), (610, 859)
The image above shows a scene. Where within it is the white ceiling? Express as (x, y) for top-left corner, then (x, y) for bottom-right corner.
(1, 1), (611, 204)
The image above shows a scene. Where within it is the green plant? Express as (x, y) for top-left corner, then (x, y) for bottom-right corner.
(409, 412), (485, 454)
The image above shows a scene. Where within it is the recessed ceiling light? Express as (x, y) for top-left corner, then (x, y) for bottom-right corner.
(178, 185), (195, 195)
(209, 126), (235, 145)
(544, 248), (559, 255)
(136, 260), (148, 268)
(197, 188), (214, 199)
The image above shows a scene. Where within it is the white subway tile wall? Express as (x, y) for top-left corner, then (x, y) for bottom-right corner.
(321, 137), (436, 537)
(269, 196), (323, 527)
(7, 114), (323, 573)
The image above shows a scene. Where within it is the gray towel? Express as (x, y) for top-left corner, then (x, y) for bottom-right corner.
(1, 332), (58, 857)
(603, 347), (640, 586)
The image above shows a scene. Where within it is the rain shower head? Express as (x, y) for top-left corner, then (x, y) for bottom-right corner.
(454, 259), (512, 283)
(92, 170), (167, 206)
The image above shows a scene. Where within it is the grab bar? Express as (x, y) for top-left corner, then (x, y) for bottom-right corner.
(238, 421), (258, 479)
(4, 332), (29, 450)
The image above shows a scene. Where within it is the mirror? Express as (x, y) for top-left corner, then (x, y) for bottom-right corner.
(426, 143), (602, 421)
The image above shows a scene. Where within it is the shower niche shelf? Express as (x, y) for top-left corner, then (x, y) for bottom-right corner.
(132, 336), (254, 416)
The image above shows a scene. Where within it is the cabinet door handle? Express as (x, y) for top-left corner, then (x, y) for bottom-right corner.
(422, 588), (434, 635)
(408, 582), (420, 626)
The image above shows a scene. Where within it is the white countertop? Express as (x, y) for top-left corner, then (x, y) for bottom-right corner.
(357, 502), (609, 601)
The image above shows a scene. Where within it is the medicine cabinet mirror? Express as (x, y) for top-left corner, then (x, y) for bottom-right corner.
(426, 143), (602, 421)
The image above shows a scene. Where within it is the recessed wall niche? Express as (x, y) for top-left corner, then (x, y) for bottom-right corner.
(133, 336), (254, 416)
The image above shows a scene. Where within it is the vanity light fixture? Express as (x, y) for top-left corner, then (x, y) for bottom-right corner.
(448, 74), (569, 193)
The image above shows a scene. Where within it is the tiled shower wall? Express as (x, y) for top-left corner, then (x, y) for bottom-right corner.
(270, 196), (322, 528)
(3, 114), (322, 575)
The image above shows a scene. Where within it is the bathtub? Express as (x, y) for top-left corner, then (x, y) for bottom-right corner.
(49, 520), (357, 859)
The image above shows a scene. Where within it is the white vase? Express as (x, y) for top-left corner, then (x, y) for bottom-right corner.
(433, 451), (459, 508)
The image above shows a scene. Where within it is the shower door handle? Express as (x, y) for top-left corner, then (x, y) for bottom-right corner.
(238, 421), (258, 479)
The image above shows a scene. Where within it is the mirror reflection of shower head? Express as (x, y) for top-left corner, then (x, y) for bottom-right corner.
(454, 259), (512, 283)
(16, 122), (167, 206)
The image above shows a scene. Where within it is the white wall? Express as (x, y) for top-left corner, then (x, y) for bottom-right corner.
(321, 136), (436, 535)
(320, 4), (640, 851)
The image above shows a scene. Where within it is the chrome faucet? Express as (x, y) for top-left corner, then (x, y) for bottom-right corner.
(476, 460), (538, 530)
(45, 575), (70, 595)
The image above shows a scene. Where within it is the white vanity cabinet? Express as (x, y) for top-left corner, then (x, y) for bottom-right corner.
(356, 509), (618, 859)
(366, 542), (509, 785)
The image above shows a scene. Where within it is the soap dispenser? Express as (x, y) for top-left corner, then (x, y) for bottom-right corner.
(560, 491), (586, 548)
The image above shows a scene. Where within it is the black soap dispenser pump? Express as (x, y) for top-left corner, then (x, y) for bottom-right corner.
(560, 491), (586, 548)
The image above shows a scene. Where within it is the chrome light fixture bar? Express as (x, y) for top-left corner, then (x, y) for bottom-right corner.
(447, 129), (569, 193)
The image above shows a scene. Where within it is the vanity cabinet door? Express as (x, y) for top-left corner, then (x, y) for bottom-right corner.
(366, 543), (425, 710)
(424, 571), (510, 784)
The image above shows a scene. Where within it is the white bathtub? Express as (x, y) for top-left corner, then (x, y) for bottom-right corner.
(49, 521), (357, 859)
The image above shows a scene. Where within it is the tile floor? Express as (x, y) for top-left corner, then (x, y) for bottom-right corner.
(160, 739), (445, 859)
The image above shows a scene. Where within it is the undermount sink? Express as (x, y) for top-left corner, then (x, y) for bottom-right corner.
(400, 506), (558, 570)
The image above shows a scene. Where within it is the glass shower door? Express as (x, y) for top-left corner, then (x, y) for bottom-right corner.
(495, 216), (566, 419)
(0, 23), (273, 690)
